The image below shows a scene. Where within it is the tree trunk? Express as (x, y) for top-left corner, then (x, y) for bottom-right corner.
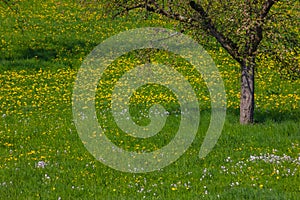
(240, 56), (255, 124)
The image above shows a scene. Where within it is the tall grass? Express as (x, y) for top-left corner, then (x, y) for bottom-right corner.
(0, 0), (299, 199)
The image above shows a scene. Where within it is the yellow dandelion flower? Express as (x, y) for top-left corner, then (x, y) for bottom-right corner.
(259, 184), (263, 189)
(27, 150), (36, 155)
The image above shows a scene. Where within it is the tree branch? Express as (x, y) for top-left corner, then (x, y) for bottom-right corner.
(248, 0), (278, 55)
(259, 0), (278, 20)
(113, 1), (194, 23)
(189, 1), (242, 63)
(147, 1), (194, 23)
(113, 3), (145, 19)
(113, 0), (278, 63)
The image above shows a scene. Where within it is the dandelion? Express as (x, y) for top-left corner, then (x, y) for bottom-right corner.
(27, 150), (36, 155)
(171, 183), (177, 191)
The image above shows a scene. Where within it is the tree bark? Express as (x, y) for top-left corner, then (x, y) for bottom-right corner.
(240, 56), (255, 124)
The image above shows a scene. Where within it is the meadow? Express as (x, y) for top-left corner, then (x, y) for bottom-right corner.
(0, 0), (299, 199)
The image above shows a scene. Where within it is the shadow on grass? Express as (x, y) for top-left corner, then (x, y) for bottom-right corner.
(225, 108), (300, 124)
(0, 38), (98, 70)
(0, 59), (64, 71)
(22, 47), (58, 61)
(255, 109), (300, 124)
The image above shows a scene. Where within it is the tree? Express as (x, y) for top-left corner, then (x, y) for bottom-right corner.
(108, 0), (299, 124)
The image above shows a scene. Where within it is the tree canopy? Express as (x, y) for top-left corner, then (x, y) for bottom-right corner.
(108, 0), (299, 123)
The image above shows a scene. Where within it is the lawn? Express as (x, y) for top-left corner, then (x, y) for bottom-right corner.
(0, 0), (299, 199)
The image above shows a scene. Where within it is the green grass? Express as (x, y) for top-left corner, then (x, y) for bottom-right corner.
(0, 106), (299, 199)
(0, 0), (299, 199)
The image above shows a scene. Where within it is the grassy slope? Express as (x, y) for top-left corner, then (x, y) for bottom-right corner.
(0, 0), (299, 199)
